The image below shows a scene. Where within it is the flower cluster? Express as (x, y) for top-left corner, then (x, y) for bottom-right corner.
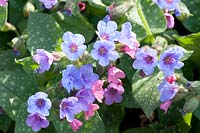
(26, 92), (52, 132)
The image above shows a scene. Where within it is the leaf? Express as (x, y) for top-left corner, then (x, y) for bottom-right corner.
(0, 50), (16, 71)
(123, 70), (163, 117)
(0, 5), (7, 28)
(52, 12), (95, 44)
(194, 106), (200, 120)
(182, 0), (200, 32)
(174, 33), (200, 69)
(27, 12), (63, 52)
(112, 0), (166, 41)
(0, 114), (12, 133)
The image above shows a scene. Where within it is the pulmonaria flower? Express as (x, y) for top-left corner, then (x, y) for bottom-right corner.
(33, 49), (53, 73)
(84, 104), (99, 120)
(39, 0), (57, 9)
(27, 92), (52, 116)
(164, 12), (174, 29)
(61, 65), (82, 93)
(158, 47), (184, 76)
(132, 47), (158, 76)
(79, 64), (99, 89)
(104, 83), (124, 105)
(61, 31), (87, 61)
(108, 66), (125, 84)
(92, 80), (104, 103)
(26, 113), (49, 132)
(96, 20), (120, 42)
(69, 118), (83, 132)
(0, 0), (8, 7)
(118, 22), (140, 58)
(153, 0), (180, 11)
(77, 2), (86, 12)
(160, 100), (172, 113)
(91, 40), (119, 66)
(59, 97), (81, 122)
(76, 89), (95, 111)
(158, 80), (179, 102)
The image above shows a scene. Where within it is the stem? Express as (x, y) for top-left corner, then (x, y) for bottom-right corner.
(136, 0), (155, 43)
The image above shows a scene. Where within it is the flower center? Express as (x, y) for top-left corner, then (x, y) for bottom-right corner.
(144, 55), (154, 64)
(163, 55), (175, 65)
(166, 0), (173, 3)
(69, 43), (78, 53)
(109, 88), (117, 96)
(61, 102), (68, 110)
(98, 46), (107, 56)
(34, 114), (42, 121)
(36, 98), (46, 108)
(101, 33), (109, 40)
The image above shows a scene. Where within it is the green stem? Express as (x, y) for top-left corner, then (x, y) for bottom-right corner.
(136, 0), (155, 43)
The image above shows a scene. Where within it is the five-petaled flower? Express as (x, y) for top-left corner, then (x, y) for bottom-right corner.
(108, 66), (126, 84)
(61, 31), (87, 61)
(27, 92), (52, 116)
(132, 47), (158, 76)
(33, 49), (54, 73)
(91, 40), (119, 66)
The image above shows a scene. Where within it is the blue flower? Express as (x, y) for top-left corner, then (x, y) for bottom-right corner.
(39, 0), (57, 9)
(91, 40), (119, 66)
(59, 97), (81, 122)
(79, 64), (99, 89)
(61, 65), (82, 93)
(61, 31), (87, 61)
(33, 49), (54, 73)
(96, 20), (120, 42)
(76, 89), (95, 111)
(153, 0), (180, 11)
(132, 47), (158, 76)
(158, 47), (184, 76)
(27, 92), (52, 116)
(158, 80), (179, 102)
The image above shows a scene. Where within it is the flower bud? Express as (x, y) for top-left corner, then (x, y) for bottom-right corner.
(183, 96), (199, 113)
(176, 2), (191, 21)
(23, 2), (35, 17)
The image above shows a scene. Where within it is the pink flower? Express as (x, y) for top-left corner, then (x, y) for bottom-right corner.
(69, 119), (83, 132)
(165, 75), (176, 84)
(164, 12), (174, 29)
(108, 66), (125, 84)
(84, 104), (99, 120)
(92, 80), (104, 103)
(78, 2), (86, 12)
(160, 100), (172, 113)
(0, 0), (8, 7)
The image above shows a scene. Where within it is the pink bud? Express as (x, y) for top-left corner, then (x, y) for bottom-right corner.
(69, 119), (83, 132)
(164, 12), (174, 29)
(160, 100), (172, 113)
(84, 104), (99, 120)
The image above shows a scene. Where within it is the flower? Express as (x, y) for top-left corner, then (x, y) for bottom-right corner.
(39, 0), (57, 9)
(118, 22), (140, 58)
(108, 66), (125, 84)
(92, 80), (104, 103)
(160, 100), (172, 113)
(0, 0), (8, 7)
(76, 89), (95, 111)
(61, 65), (82, 93)
(61, 31), (87, 61)
(59, 97), (81, 122)
(79, 64), (99, 89)
(165, 74), (176, 84)
(78, 2), (86, 12)
(96, 20), (120, 42)
(91, 40), (119, 66)
(33, 49), (54, 73)
(104, 83), (124, 105)
(26, 113), (49, 132)
(158, 80), (179, 102)
(84, 104), (99, 120)
(69, 119), (83, 132)
(132, 47), (158, 76)
(153, 0), (180, 11)
(158, 47), (184, 76)
(27, 92), (52, 116)
(164, 12), (174, 29)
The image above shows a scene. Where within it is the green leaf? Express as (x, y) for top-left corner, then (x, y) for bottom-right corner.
(52, 12), (95, 44)
(194, 106), (200, 120)
(0, 114), (12, 133)
(0, 50), (16, 71)
(182, 0), (200, 32)
(27, 12), (63, 52)
(113, 0), (166, 41)
(174, 33), (200, 69)
(123, 70), (163, 117)
(0, 5), (7, 28)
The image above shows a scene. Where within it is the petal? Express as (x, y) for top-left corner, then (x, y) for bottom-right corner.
(75, 34), (85, 44)
(175, 61), (184, 69)
(132, 60), (144, 69)
(62, 31), (73, 43)
(108, 51), (119, 61)
(91, 49), (99, 60)
(99, 57), (110, 66)
(97, 21), (106, 34)
(106, 21), (118, 34)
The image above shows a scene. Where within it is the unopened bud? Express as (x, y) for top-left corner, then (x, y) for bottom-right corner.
(176, 2), (191, 21)
(23, 2), (35, 17)
(1, 22), (16, 32)
(183, 96), (199, 113)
